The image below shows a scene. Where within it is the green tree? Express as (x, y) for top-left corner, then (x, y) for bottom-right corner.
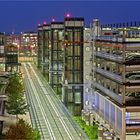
(5, 118), (41, 140)
(6, 72), (24, 95)
(6, 93), (28, 119)
(6, 72), (28, 119)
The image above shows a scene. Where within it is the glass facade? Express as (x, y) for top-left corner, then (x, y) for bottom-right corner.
(63, 18), (84, 115)
(49, 23), (63, 96)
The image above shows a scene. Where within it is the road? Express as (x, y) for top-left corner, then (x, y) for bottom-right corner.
(21, 63), (88, 140)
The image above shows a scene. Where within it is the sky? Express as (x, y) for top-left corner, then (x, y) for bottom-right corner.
(0, 0), (140, 33)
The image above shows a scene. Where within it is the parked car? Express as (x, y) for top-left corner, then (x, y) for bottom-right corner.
(125, 55), (140, 65)
(126, 72), (140, 78)
(127, 75), (140, 80)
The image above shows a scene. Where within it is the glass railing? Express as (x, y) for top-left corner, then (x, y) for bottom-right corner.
(96, 68), (123, 83)
(95, 52), (123, 63)
(93, 81), (122, 104)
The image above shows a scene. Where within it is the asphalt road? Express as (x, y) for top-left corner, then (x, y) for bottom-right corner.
(21, 63), (88, 140)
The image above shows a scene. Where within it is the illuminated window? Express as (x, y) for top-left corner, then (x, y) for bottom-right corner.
(75, 92), (81, 104)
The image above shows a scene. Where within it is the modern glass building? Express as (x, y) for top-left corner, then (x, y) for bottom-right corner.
(42, 24), (51, 80)
(62, 17), (84, 115)
(37, 17), (85, 116)
(37, 25), (43, 69)
(49, 22), (63, 96)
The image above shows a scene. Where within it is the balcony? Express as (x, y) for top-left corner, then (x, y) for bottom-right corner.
(95, 52), (123, 63)
(95, 67), (123, 84)
(93, 81), (122, 104)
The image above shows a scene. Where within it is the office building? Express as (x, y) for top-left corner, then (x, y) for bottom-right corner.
(21, 32), (37, 56)
(62, 17), (84, 115)
(38, 17), (84, 115)
(49, 22), (63, 96)
(83, 21), (140, 140)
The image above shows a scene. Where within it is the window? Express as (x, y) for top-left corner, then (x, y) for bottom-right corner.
(67, 59), (73, 70)
(74, 59), (81, 70)
(67, 45), (73, 56)
(74, 31), (81, 42)
(75, 92), (81, 104)
(74, 72), (81, 83)
(74, 45), (80, 56)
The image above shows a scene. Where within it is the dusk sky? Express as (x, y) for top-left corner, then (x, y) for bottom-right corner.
(0, 1), (140, 33)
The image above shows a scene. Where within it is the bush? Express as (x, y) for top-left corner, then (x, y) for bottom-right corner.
(74, 116), (98, 140)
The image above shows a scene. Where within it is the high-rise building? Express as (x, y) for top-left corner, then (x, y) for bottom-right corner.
(62, 17), (84, 115)
(38, 17), (84, 115)
(49, 22), (63, 96)
(83, 21), (140, 140)
(37, 25), (43, 69)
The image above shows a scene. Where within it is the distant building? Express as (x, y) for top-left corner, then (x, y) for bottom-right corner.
(5, 33), (21, 47)
(0, 33), (5, 72)
(21, 32), (37, 56)
(5, 44), (19, 72)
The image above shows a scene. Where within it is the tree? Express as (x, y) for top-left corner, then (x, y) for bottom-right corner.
(6, 72), (24, 95)
(5, 118), (41, 140)
(6, 72), (28, 119)
(6, 93), (28, 119)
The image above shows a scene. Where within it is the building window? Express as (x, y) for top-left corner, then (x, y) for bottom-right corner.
(75, 92), (81, 104)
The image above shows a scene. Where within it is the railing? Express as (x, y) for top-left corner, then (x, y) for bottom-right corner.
(93, 81), (122, 104)
(95, 68), (123, 83)
(96, 36), (115, 41)
(95, 52), (123, 63)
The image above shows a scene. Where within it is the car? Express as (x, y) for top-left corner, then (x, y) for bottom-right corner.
(128, 92), (140, 98)
(127, 75), (140, 80)
(125, 55), (140, 65)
